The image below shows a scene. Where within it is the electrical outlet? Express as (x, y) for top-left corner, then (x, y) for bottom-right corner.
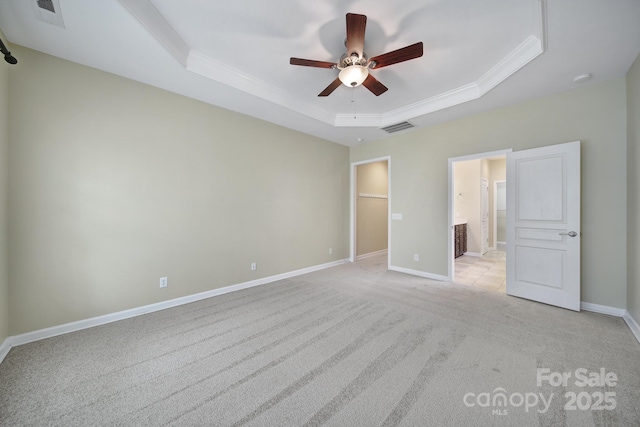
(329, 248), (333, 254)
(413, 254), (419, 262)
(159, 277), (168, 288)
(251, 262), (257, 271)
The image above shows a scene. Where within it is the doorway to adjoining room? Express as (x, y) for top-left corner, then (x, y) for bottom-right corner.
(451, 155), (506, 292)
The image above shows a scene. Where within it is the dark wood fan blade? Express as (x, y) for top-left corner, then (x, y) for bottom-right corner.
(362, 74), (388, 96)
(290, 58), (336, 68)
(318, 78), (343, 97)
(369, 42), (423, 69)
(346, 13), (367, 58)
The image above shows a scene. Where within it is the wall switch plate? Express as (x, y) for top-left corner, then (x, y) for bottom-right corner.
(392, 213), (403, 220)
(413, 254), (419, 261)
(159, 277), (168, 288)
(329, 248), (333, 254)
(251, 262), (257, 271)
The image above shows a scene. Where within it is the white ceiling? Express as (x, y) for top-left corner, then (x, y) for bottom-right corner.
(1, 0), (639, 146)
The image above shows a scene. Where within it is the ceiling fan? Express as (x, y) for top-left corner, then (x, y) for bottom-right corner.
(290, 13), (423, 97)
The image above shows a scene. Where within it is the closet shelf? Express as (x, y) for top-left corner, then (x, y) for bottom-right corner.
(358, 193), (388, 199)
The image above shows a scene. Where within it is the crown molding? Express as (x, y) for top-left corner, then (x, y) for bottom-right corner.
(186, 51), (335, 125)
(118, 0), (190, 67)
(336, 83), (481, 128)
(477, 35), (543, 96)
(120, 0), (546, 129)
(336, 32), (544, 127)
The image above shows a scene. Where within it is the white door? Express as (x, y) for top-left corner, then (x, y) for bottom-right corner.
(506, 141), (581, 311)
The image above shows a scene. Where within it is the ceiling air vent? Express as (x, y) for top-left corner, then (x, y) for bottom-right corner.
(381, 121), (415, 134)
(37, 0), (55, 13)
(32, 0), (65, 28)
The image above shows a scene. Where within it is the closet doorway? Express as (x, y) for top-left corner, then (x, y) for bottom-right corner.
(350, 157), (390, 267)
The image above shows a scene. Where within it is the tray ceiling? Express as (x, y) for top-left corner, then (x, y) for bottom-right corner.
(0, 0), (639, 146)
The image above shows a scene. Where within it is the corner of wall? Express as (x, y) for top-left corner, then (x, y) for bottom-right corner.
(627, 53), (640, 328)
(0, 27), (11, 352)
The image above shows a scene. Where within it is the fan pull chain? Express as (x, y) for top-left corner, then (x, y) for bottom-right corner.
(351, 91), (356, 119)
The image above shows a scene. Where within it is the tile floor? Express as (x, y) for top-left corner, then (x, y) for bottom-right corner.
(454, 250), (506, 292)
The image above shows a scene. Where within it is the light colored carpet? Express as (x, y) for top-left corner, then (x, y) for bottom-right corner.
(1, 255), (639, 426)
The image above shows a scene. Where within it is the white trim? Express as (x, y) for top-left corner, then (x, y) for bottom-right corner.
(193, 33), (543, 128)
(0, 338), (10, 365)
(187, 50), (335, 126)
(449, 149), (513, 164)
(448, 149), (512, 282)
(580, 304), (640, 344)
(623, 311), (640, 344)
(121, 0), (545, 128)
(3, 271), (638, 365)
(389, 265), (449, 282)
(118, 0), (190, 67)
(580, 302), (626, 317)
(476, 35), (543, 96)
(356, 249), (388, 261)
(463, 252), (483, 257)
(4, 258), (349, 349)
(535, 0), (549, 51)
(350, 157), (391, 269)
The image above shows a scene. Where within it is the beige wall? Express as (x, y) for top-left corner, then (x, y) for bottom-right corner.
(453, 159), (482, 253)
(2, 43), (637, 337)
(628, 54), (640, 323)
(7, 46), (350, 335)
(351, 78), (628, 308)
(356, 160), (388, 256)
(0, 28), (9, 344)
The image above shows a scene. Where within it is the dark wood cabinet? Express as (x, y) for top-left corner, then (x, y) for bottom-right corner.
(454, 223), (467, 258)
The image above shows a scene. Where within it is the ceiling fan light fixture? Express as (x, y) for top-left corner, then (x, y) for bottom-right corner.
(339, 65), (368, 87)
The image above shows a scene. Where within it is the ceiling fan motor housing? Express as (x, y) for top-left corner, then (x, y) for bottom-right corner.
(339, 52), (367, 68)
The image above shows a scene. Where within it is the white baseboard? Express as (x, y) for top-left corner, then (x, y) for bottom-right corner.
(579, 303), (640, 344)
(463, 252), (483, 257)
(0, 338), (10, 364)
(580, 302), (626, 317)
(389, 265), (449, 282)
(623, 311), (640, 344)
(356, 249), (388, 261)
(4, 258), (350, 351)
(3, 260), (637, 366)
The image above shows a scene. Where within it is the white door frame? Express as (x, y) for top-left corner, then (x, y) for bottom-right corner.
(494, 180), (506, 250)
(448, 149), (512, 281)
(350, 156), (391, 268)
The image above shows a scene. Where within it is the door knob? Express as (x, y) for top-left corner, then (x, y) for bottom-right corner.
(559, 231), (578, 237)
